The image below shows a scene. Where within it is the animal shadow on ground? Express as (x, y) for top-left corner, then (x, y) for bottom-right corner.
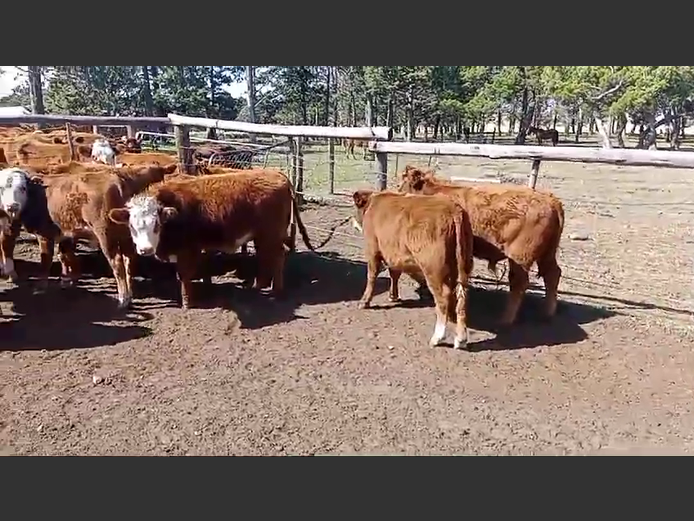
(0, 264), (152, 352)
(129, 249), (389, 329)
(340, 269), (616, 351)
(160, 250), (390, 329)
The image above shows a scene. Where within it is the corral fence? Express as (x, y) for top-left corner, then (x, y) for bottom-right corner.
(1, 113), (694, 321)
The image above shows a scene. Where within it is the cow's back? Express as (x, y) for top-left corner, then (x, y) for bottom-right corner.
(364, 193), (459, 272)
(154, 169), (292, 253)
(429, 183), (562, 263)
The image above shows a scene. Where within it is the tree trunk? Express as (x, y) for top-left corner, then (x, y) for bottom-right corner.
(364, 93), (374, 126)
(433, 115), (441, 141)
(27, 66), (45, 115)
(349, 90), (356, 126)
(142, 66), (154, 117)
(671, 116), (682, 150)
(405, 89), (415, 141)
(206, 66), (218, 140)
(615, 112), (627, 148)
(386, 97), (394, 129)
(324, 66), (331, 126)
(514, 85), (531, 145)
(575, 107), (583, 143)
(594, 115), (612, 149)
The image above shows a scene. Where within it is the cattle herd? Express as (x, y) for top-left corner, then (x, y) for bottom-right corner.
(0, 125), (566, 350)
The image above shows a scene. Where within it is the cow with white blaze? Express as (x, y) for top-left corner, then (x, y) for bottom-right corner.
(0, 167), (30, 219)
(109, 170), (315, 308)
(0, 168), (60, 285)
(91, 138), (116, 166)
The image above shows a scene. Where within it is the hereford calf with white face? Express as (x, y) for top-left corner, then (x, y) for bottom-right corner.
(0, 168), (60, 285)
(0, 168), (31, 281)
(109, 169), (315, 309)
(0, 167), (30, 220)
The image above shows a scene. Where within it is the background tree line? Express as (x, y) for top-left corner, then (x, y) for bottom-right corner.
(2, 66), (694, 149)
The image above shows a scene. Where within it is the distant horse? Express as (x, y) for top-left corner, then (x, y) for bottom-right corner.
(527, 126), (559, 146)
(342, 138), (369, 160)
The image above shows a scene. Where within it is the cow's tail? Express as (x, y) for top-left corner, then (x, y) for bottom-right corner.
(454, 204), (474, 294)
(288, 183), (315, 252)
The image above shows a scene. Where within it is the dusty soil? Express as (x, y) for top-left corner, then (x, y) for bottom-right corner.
(2, 161), (694, 456)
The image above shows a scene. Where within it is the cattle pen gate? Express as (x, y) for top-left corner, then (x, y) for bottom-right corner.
(1, 112), (693, 325)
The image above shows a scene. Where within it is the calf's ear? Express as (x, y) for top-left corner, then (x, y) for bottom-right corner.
(352, 190), (372, 209)
(161, 206), (178, 222)
(163, 164), (177, 176)
(109, 208), (130, 224)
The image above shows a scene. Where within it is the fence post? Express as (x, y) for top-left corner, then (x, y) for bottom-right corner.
(294, 137), (304, 205)
(328, 138), (336, 194)
(64, 123), (76, 161)
(126, 125), (136, 139)
(375, 151), (388, 191)
(528, 159), (541, 189)
(175, 124), (193, 175)
(92, 125), (99, 135)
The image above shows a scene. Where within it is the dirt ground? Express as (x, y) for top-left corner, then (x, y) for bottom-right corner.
(2, 160), (694, 456)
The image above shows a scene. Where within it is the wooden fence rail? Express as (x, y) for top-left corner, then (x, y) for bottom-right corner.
(367, 141), (694, 189)
(0, 113), (395, 185)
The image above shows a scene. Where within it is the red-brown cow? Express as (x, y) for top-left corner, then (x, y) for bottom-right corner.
(32, 163), (178, 305)
(108, 169), (314, 309)
(352, 189), (474, 349)
(399, 166), (565, 325)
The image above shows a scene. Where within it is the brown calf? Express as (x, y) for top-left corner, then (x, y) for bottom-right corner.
(15, 139), (93, 167)
(109, 169), (314, 309)
(116, 152), (178, 167)
(352, 190), (474, 349)
(37, 163), (178, 307)
(399, 166), (565, 325)
(527, 126), (559, 146)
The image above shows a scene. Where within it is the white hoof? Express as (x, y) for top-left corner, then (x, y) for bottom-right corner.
(429, 317), (447, 347)
(453, 335), (468, 350)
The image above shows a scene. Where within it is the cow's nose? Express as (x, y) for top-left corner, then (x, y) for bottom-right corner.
(137, 247), (155, 257)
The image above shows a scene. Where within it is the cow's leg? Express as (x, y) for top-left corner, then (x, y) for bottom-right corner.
(537, 255), (561, 319)
(252, 240), (274, 292)
(57, 237), (79, 287)
(1, 222), (20, 284)
(119, 239), (136, 307)
(175, 251), (197, 309)
(269, 242), (286, 296)
(452, 277), (469, 350)
(358, 253), (383, 309)
(35, 236), (55, 294)
(423, 274), (451, 347)
(500, 260), (530, 326)
(95, 232), (130, 308)
(199, 250), (212, 286)
(388, 268), (402, 302)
